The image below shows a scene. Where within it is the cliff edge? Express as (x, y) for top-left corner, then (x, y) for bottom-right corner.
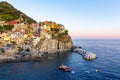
(35, 21), (73, 52)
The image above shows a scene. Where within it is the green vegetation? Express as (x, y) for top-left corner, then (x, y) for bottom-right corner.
(0, 25), (14, 32)
(51, 27), (71, 49)
(64, 30), (68, 35)
(0, 1), (36, 24)
(0, 13), (16, 21)
(51, 28), (59, 33)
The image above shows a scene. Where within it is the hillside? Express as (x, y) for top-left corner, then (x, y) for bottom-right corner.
(0, 1), (36, 24)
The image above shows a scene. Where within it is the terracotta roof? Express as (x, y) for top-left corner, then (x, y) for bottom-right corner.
(7, 19), (18, 25)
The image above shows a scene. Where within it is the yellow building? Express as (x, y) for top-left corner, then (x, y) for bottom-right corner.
(4, 36), (10, 41)
(46, 25), (51, 32)
(40, 21), (64, 32)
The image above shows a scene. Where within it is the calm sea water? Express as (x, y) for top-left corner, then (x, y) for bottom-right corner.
(0, 40), (120, 80)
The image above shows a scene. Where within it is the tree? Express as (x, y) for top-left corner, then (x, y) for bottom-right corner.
(54, 28), (59, 33)
(64, 30), (68, 35)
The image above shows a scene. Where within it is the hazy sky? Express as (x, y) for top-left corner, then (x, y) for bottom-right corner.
(1, 0), (120, 39)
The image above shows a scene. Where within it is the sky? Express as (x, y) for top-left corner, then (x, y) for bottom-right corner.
(0, 0), (120, 40)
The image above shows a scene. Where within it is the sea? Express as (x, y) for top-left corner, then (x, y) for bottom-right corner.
(0, 40), (120, 80)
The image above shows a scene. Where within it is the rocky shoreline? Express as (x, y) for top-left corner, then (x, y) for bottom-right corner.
(0, 47), (71, 64)
(0, 46), (97, 64)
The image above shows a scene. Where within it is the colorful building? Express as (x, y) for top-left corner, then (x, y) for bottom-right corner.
(39, 21), (64, 32)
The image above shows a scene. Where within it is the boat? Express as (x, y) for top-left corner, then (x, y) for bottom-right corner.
(59, 64), (71, 72)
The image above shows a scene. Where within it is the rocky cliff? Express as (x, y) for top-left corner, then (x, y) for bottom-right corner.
(39, 36), (73, 52)
(35, 23), (73, 52)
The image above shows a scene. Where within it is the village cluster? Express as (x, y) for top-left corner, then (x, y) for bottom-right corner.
(0, 15), (65, 48)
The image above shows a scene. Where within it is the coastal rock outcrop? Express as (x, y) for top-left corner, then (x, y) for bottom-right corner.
(72, 46), (97, 60)
(84, 52), (97, 60)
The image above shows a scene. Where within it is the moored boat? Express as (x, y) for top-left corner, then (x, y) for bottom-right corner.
(59, 64), (71, 71)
